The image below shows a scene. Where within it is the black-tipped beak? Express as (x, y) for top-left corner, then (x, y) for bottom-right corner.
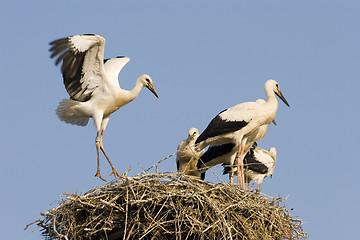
(147, 83), (159, 98)
(275, 90), (290, 107)
(272, 119), (277, 126)
(187, 133), (197, 142)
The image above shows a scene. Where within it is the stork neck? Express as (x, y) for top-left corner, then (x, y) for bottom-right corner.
(265, 89), (278, 106)
(127, 78), (145, 101)
(263, 91), (279, 125)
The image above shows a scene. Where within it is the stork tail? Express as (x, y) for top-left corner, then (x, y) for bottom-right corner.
(56, 99), (89, 126)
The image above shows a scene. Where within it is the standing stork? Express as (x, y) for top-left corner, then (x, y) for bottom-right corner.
(195, 80), (289, 189)
(176, 128), (204, 178)
(223, 144), (277, 191)
(49, 34), (159, 181)
(197, 109), (272, 183)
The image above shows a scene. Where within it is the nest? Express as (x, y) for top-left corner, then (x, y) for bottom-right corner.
(29, 171), (307, 240)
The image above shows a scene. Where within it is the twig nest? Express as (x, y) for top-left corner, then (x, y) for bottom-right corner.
(33, 173), (307, 240)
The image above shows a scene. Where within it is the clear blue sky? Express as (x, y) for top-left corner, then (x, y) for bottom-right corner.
(1, 1), (359, 239)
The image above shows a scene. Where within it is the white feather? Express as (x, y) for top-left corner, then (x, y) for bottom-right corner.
(69, 35), (105, 53)
(56, 99), (89, 126)
(104, 57), (130, 88)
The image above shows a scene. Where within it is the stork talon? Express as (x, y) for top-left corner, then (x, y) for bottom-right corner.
(110, 170), (120, 178)
(95, 171), (107, 182)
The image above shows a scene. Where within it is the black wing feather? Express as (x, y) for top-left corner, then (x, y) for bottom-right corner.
(176, 159), (180, 171)
(196, 109), (248, 144)
(49, 37), (92, 102)
(222, 165), (232, 175)
(244, 149), (268, 174)
(197, 143), (236, 169)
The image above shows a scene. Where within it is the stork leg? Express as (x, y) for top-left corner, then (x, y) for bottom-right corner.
(98, 130), (120, 178)
(240, 146), (246, 190)
(229, 158), (235, 184)
(229, 169), (234, 184)
(95, 134), (107, 181)
(236, 144), (246, 190)
(235, 152), (243, 188)
(245, 177), (250, 190)
(240, 159), (245, 190)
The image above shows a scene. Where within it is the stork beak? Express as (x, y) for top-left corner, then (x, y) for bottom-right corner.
(147, 83), (159, 98)
(272, 119), (277, 126)
(187, 133), (196, 142)
(275, 90), (290, 107)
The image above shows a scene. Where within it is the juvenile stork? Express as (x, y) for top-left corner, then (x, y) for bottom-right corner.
(49, 34), (159, 181)
(176, 128), (204, 178)
(223, 144), (277, 191)
(195, 80), (289, 189)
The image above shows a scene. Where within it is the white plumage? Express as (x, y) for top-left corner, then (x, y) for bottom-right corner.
(197, 122), (271, 183)
(50, 34), (159, 181)
(197, 102), (273, 183)
(223, 145), (277, 191)
(195, 80), (289, 189)
(176, 128), (204, 178)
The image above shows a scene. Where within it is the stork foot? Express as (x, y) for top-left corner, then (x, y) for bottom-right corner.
(110, 169), (120, 178)
(95, 171), (107, 182)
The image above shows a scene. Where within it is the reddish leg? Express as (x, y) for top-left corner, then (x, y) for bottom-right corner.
(95, 134), (107, 181)
(240, 147), (246, 191)
(99, 130), (120, 178)
(235, 144), (247, 190)
(236, 144), (243, 188)
(245, 177), (250, 190)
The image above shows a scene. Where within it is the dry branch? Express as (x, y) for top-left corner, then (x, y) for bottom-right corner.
(30, 172), (307, 240)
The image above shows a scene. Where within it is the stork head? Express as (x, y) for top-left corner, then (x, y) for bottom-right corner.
(265, 79), (290, 107)
(139, 74), (159, 98)
(269, 147), (277, 163)
(269, 147), (277, 156)
(187, 127), (199, 143)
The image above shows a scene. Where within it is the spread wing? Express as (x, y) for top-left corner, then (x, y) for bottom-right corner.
(103, 56), (130, 88)
(49, 34), (107, 102)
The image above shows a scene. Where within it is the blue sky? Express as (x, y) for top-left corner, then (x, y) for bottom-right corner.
(1, 1), (359, 239)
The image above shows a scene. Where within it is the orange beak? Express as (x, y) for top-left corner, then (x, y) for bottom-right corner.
(147, 83), (159, 98)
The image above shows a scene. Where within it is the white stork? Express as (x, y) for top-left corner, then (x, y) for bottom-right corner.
(195, 80), (289, 189)
(176, 128), (204, 178)
(223, 144), (277, 191)
(49, 34), (159, 181)
(197, 109), (272, 183)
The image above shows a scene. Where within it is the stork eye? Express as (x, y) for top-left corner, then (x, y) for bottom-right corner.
(145, 78), (150, 83)
(276, 84), (279, 88)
